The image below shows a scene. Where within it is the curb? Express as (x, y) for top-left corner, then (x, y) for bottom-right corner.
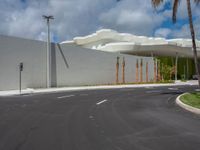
(0, 82), (197, 97)
(176, 93), (200, 115)
(0, 88), (35, 97)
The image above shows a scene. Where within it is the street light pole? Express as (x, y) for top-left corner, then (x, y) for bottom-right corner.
(43, 15), (54, 88)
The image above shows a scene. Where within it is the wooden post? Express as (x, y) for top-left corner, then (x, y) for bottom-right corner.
(175, 53), (178, 81)
(186, 58), (189, 80)
(116, 57), (119, 84)
(136, 59), (139, 83)
(122, 57), (125, 84)
(146, 62), (148, 82)
(158, 60), (160, 81)
(154, 59), (157, 82)
(162, 63), (164, 81)
(140, 59), (143, 83)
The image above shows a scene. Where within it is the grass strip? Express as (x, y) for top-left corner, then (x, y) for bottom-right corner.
(180, 92), (200, 109)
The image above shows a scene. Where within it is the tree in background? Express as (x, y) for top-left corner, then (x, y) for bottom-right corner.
(151, 0), (200, 87)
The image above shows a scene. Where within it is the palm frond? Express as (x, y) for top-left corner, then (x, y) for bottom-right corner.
(172, 0), (180, 23)
(194, 0), (200, 4)
(151, 0), (164, 8)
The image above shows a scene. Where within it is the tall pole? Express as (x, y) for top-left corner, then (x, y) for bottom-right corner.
(154, 59), (157, 82)
(158, 60), (160, 81)
(136, 59), (139, 83)
(146, 62), (148, 82)
(186, 58), (189, 80)
(116, 57), (119, 84)
(122, 57), (125, 84)
(186, 0), (200, 87)
(140, 59), (143, 83)
(19, 62), (23, 94)
(43, 15), (54, 88)
(175, 52), (178, 81)
(47, 19), (50, 88)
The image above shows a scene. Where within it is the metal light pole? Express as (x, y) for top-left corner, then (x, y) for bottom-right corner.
(43, 15), (54, 88)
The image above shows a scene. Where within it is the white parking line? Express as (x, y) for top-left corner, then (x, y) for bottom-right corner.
(57, 95), (75, 99)
(145, 86), (154, 89)
(96, 99), (107, 105)
(22, 94), (32, 97)
(80, 94), (88, 96)
(168, 88), (178, 90)
(146, 90), (162, 93)
(120, 89), (134, 91)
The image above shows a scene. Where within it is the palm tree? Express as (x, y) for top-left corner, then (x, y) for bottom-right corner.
(152, 0), (200, 87)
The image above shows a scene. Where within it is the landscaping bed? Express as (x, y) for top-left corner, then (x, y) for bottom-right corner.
(180, 92), (200, 109)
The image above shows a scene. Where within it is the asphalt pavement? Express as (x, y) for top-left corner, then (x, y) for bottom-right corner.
(0, 85), (200, 150)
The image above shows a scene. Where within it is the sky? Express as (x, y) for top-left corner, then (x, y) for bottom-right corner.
(0, 0), (200, 42)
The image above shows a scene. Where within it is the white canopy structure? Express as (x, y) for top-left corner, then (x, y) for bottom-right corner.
(62, 29), (200, 58)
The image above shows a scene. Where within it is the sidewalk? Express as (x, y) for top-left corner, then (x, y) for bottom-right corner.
(0, 80), (198, 96)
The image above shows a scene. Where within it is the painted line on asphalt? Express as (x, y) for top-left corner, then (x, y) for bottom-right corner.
(145, 86), (154, 89)
(80, 94), (88, 96)
(167, 96), (175, 103)
(146, 90), (162, 93)
(96, 99), (107, 105)
(120, 89), (134, 91)
(168, 88), (178, 90)
(89, 115), (94, 119)
(57, 95), (75, 99)
(22, 94), (32, 97)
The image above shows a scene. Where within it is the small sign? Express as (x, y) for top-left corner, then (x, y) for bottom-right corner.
(20, 62), (23, 71)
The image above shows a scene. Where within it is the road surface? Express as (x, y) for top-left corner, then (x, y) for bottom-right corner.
(0, 85), (200, 150)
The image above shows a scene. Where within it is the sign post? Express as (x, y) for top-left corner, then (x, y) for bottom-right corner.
(19, 62), (23, 94)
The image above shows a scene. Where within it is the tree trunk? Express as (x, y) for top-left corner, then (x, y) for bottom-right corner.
(186, 0), (200, 87)
(136, 59), (139, 83)
(116, 57), (119, 84)
(122, 57), (125, 84)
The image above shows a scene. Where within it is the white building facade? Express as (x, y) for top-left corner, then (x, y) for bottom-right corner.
(0, 33), (155, 91)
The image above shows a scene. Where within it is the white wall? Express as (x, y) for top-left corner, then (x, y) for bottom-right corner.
(0, 35), (46, 90)
(0, 35), (155, 91)
(55, 44), (154, 87)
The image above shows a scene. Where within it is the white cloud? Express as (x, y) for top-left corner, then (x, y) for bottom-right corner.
(155, 28), (171, 38)
(169, 18), (200, 40)
(0, 0), (199, 42)
(99, 0), (165, 36)
(0, 0), (116, 41)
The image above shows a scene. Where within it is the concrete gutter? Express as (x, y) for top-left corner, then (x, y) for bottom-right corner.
(176, 93), (200, 115)
(0, 80), (197, 97)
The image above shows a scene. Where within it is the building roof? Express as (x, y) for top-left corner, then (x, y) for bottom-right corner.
(61, 29), (200, 58)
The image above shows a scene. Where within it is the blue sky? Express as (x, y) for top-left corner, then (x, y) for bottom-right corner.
(0, 0), (199, 42)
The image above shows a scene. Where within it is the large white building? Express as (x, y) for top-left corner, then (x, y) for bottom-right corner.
(0, 32), (155, 91)
(62, 29), (200, 58)
(0, 29), (198, 91)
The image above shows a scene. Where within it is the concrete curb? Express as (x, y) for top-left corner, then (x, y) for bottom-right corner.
(33, 83), (175, 94)
(0, 81), (197, 97)
(176, 93), (200, 115)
